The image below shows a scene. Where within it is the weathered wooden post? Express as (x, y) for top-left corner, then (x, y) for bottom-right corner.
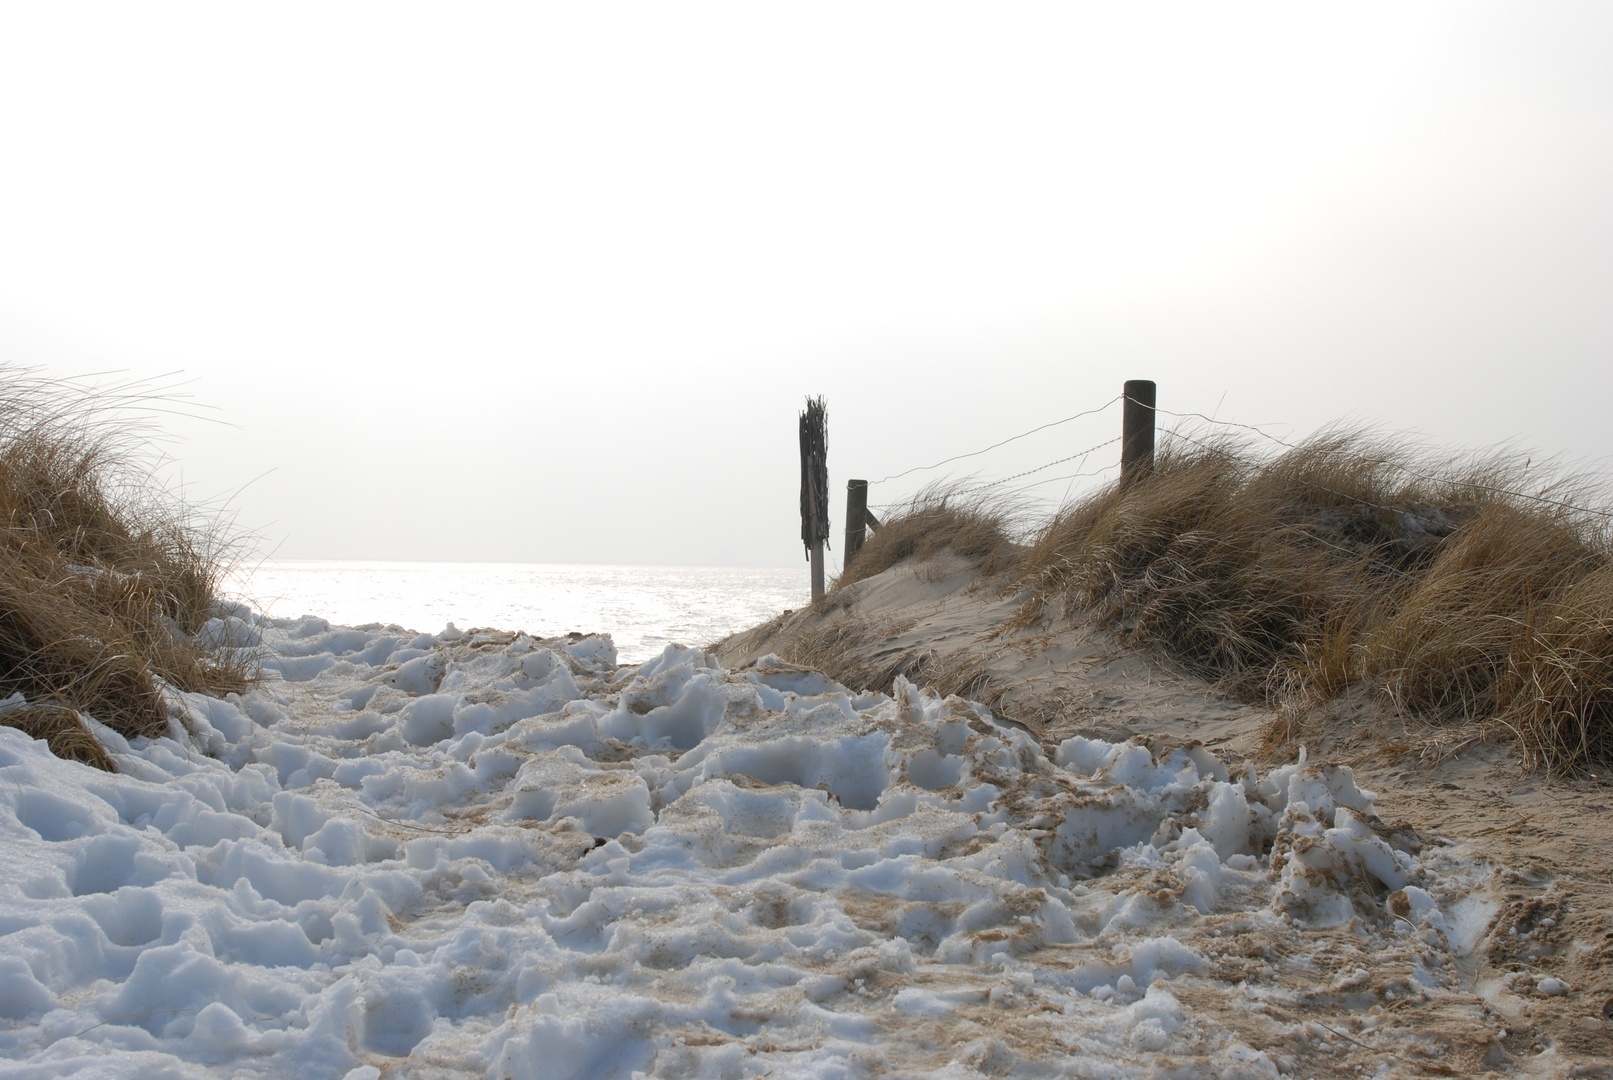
(799, 397), (829, 602)
(843, 479), (869, 571)
(1121, 379), (1156, 485)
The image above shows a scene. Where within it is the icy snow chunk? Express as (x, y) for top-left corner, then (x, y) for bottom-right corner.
(745, 655), (848, 697)
(202, 839), (348, 905)
(190, 692), (254, 744)
(599, 670), (738, 751)
(677, 733), (892, 811)
(906, 748), (963, 791)
(188, 1001), (258, 1056)
(382, 652), (445, 696)
(1284, 764), (1378, 824)
(1054, 736), (1122, 776)
(341, 635), (409, 667)
(1047, 787), (1172, 873)
(1123, 985), (1184, 1050)
(491, 1011), (656, 1080)
(195, 614), (263, 651)
(80, 887), (164, 947)
(16, 788), (105, 842)
(271, 791), (327, 849)
(1325, 807), (1414, 891)
(893, 986), (958, 1016)
(1176, 838), (1224, 913)
(507, 749), (654, 837)
(300, 818), (399, 866)
(361, 984), (436, 1056)
(0, 957), (55, 1019)
(261, 652), (338, 682)
(451, 662), (581, 737)
(68, 832), (179, 896)
(562, 632), (616, 668)
(633, 643), (714, 681)
(399, 694), (458, 746)
(1198, 779), (1254, 859)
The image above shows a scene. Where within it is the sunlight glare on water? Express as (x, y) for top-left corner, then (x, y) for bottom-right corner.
(226, 561), (809, 664)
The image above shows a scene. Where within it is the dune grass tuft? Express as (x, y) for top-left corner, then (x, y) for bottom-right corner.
(0, 367), (251, 767)
(833, 485), (1024, 593)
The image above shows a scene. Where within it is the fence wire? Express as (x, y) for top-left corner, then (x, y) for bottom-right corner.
(862, 391), (1613, 526)
(868, 396), (1120, 485)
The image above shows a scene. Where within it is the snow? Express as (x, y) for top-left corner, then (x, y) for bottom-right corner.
(0, 612), (1492, 1078)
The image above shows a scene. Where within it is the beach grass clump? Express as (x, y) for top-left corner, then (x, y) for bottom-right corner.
(1018, 431), (1454, 689)
(833, 485), (1023, 592)
(1016, 428), (1613, 771)
(0, 367), (251, 768)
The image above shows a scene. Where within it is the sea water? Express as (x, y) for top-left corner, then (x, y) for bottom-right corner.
(226, 560), (808, 664)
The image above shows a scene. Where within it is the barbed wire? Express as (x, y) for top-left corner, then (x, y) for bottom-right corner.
(976, 435), (1121, 488)
(998, 462), (1120, 500)
(869, 453), (1121, 513)
(868, 396), (1121, 485)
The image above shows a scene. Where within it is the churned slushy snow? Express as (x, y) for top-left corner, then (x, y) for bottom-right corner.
(0, 609), (1490, 1078)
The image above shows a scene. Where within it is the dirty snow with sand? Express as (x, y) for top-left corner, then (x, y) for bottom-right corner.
(0, 607), (1504, 1078)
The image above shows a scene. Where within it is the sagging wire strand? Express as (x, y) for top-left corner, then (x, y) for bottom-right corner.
(867, 396), (1121, 486)
(868, 401), (1124, 515)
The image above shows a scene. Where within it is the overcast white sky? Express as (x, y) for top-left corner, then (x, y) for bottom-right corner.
(2, 3), (1610, 568)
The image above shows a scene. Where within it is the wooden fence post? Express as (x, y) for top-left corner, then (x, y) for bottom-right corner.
(799, 397), (829, 602)
(1121, 379), (1156, 485)
(844, 480), (869, 571)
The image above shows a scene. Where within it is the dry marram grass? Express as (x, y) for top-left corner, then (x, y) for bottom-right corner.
(0, 367), (252, 769)
(833, 487), (1023, 592)
(852, 430), (1613, 772)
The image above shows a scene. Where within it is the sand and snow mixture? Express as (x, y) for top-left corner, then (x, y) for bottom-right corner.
(1, 610), (1509, 1078)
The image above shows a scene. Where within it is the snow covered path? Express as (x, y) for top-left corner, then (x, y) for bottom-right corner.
(0, 614), (1497, 1078)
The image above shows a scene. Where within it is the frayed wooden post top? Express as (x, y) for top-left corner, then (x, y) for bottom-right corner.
(1121, 379), (1156, 485)
(799, 396), (829, 602)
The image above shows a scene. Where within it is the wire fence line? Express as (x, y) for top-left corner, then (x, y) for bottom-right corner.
(869, 456), (1121, 515)
(868, 396), (1121, 485)
(860, 388), (1613, 526)
(978, 435), (1122, 489)
(866, 398), (1122, 512)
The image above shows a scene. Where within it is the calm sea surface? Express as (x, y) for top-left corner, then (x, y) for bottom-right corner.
(225, 561), (809, 664)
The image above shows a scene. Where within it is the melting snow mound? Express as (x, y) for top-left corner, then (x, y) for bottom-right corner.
(0, 616), (1489, 1078)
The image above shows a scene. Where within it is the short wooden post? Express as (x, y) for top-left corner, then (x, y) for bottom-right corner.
(1121, 379), (1156, 485)
(843, 480), (869, 571)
